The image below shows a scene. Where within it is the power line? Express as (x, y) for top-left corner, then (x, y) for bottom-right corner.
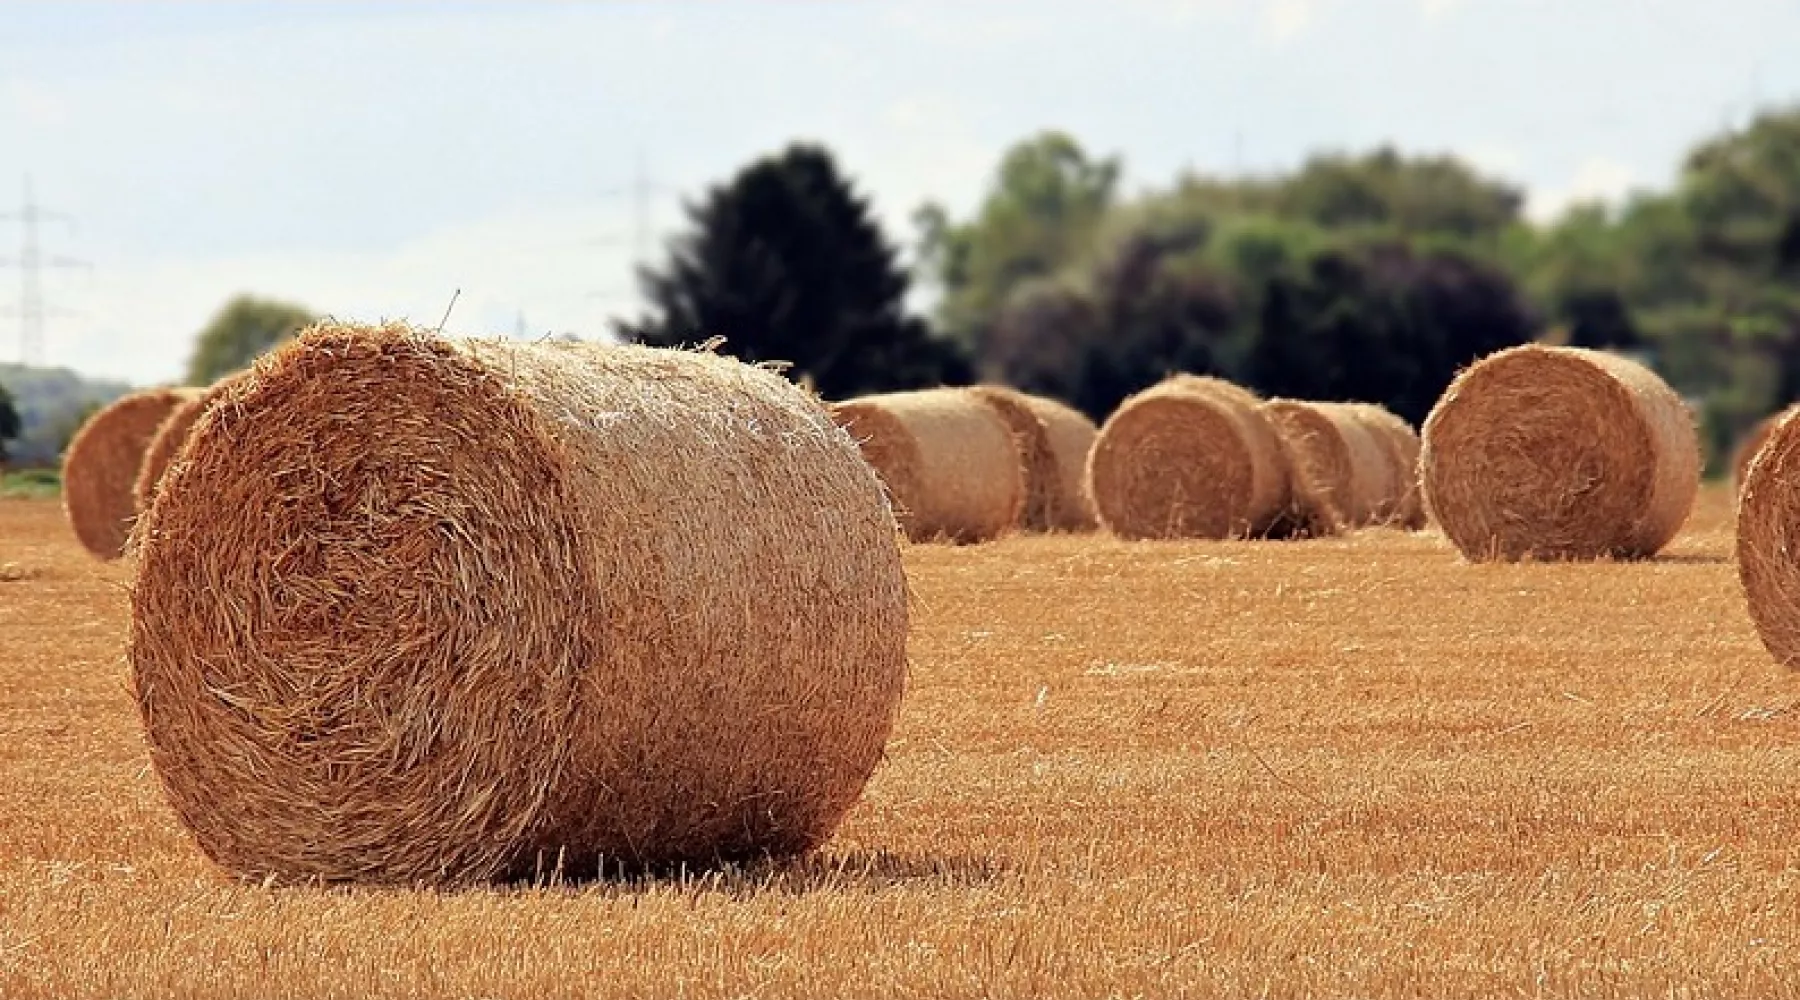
(592, 151), (675, 268)
(590, 150), (675, 326)
(0, 176), (89, 366)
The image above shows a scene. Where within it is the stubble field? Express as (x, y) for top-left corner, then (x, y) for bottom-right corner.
(2, 486), (1798, 998)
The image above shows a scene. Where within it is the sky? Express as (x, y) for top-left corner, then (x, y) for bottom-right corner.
(3, 0), (1798, 385)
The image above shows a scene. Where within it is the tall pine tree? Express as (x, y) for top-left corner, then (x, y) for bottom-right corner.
(616, 144), (968, 397)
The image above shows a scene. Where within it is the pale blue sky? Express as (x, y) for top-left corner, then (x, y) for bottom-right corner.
(3, 0), (1798, 384)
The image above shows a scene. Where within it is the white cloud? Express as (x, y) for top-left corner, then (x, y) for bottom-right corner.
(1463, 143), (1526, 177)
(1526, 156), (1639, 224)
(42, 201), (641, 383)
(1266, 0), (1319, 42)
(1155, 0), (1238, 23)
(1, 78), (69, 127)
(1419, 0), (1466, 22)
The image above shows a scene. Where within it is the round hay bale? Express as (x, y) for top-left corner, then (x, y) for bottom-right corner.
(1020, 392), (1100, 532)
(132, 373), (248, 511)
(1259, 400), (1391, 536)
(967, 386), (1098, 533)
(1733, 406), (1795, 492)
(1737, 408), (1800, 667)
(1086, 375), (1290, 540)
(130, 321), (907, 885)
(1420, 345), (1700, 561)
(830, 388), (1023, 543)
(63, 386), (204, 560)
(1344, 403), (1425, 529)
(966, 385), (1057, 531)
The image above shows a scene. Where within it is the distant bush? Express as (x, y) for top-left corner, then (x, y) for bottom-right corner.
(1, 468), (61, 499)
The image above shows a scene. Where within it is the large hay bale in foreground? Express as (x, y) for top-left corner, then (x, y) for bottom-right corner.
(1087, 375), (1290, 540)
(1737, 411), (1800, 667)
(63, 387), (203, 560)
(831, 389), (1023, 543)
(1733, 406), (1796, 492)
(133, 374), (246, 511)
(1344, 403), (1426, 529)
(968, 386), (1098, 533)
(1260, 400), (1390, 536)
(130, 322), (908, 885)
(1421, 345), (1699, 561)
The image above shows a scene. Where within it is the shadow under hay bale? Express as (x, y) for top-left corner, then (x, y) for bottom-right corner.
(62, 386), (204, 561)
(830, 388), (1023, 543)
(1086, 375), (1290, 541)
(515, 848), (1011, 894)
(1421, 344), (1699, 561)
(968, 386), (1097, 533)
(130, 322), (908, 886)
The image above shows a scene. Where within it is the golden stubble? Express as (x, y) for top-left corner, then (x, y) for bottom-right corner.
(3, 487), (1798, 998)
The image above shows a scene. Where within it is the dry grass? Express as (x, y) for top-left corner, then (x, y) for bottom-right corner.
(3, 487), (1800, 997)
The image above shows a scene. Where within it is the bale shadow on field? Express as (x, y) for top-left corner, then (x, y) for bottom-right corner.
(506, 848), (1012, 899)
(1652, 553), (1731, 566)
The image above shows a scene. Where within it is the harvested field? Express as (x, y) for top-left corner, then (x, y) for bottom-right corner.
(3, 487), (1799, 997)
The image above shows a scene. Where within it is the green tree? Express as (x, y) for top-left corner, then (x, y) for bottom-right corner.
(0, 382), (20, 464)
(983, 227), (1239, 420)
(186, 295), (317, 385)
(1247, 243), (1537, 424)
(916, 131), (1120, 348)
(1681, 108), (1800, 275)
(1276, 147), (1524, 240)
(618, 143), (967, 398)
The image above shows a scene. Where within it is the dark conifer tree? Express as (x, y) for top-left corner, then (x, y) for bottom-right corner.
(617, 144), (968, 397)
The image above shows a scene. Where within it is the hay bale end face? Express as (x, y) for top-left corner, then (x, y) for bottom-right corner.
(831, 388), (1023, 543)
(967, 386), (1098, 533)
(1086, 375), (1289, 540)
(130, 322), (908, 885)
(1019, 392), (1100, 532)
(1260, 400), (1390, 536)
(1343, 402), (1426, 529)
(63, 386), (204, 560)
(1420, 344), (1700, 561)
(1737, 409), (1800, 667)
(967, 386), (1057, 531)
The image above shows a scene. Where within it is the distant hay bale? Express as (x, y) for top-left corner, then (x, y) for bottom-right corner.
(62, 387), (203, 560)
(1259, 400), (1391, 536)
(966, 386), (1056, 529)
(1086, 375), (1290, 540)
(1733, 406), (1795, 491)
(831, 388), (1023, 543)
(1020, 392), (1100, 532)
(132, 374), (246, 511)
(1344, 403), (1426, 529)
(130, 321), (907, 885)
(1420, 345), (1700, 561)
(967, 386), (1098, 532)
(1737, 408), (1800, 667)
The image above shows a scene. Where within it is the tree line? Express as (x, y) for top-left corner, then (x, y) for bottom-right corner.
(626, 106), (1800, 472)
(54, 104), (1800, 473)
